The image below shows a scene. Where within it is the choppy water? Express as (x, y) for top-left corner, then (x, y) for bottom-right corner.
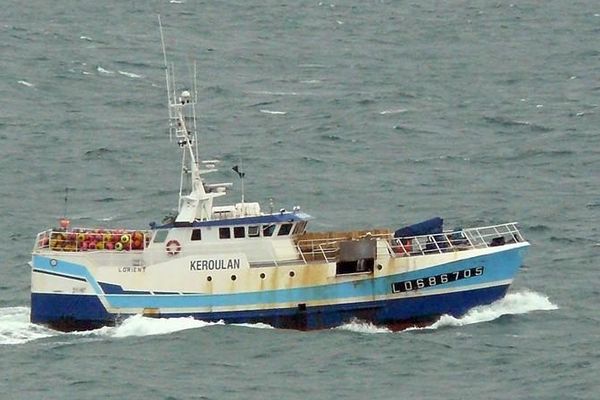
(1, 0), (599, 399)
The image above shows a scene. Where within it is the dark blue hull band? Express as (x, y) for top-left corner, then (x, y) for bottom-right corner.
(31, 284), (510, 332)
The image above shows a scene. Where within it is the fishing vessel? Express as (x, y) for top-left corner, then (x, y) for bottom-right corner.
(30, 27), (529, 332)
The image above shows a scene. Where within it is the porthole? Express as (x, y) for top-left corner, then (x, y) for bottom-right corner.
(260, 273), (266, 279)
(289, 271), (295, 277)
(231, 275), (237, 281)
(377, 264), (383, 271)
(207, 276), (212, 282)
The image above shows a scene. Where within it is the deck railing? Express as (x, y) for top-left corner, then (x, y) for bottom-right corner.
(390, 222), (524, 257)
(295, 222), (525, 262)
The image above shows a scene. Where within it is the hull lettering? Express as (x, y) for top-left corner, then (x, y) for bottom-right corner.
(190, 259), (241, 271)
(118, 266), (147, 273)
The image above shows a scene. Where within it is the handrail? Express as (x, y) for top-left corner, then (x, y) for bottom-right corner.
(295, 222), (525, 262)
(390, 222), (525, 257)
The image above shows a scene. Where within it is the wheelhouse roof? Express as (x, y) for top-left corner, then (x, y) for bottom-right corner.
(154, 211), (312, 230)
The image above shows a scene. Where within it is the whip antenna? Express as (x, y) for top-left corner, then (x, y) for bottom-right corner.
(59, 187), (70, 230)
(63, 187), (69, 218)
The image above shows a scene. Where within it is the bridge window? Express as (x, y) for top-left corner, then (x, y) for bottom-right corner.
(153, 230), (168, 243)
(278, 223), (293, 236)
(293, 221), (307, 235)
(248, 225), (260, 237)
(191, 229), (202, 241)
(219, 227), (231, 239)
(262, 224), (276, 237)
(234, 226), (245, 238)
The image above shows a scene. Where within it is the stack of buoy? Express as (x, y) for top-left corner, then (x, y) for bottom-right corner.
(48, 228), (148, 252)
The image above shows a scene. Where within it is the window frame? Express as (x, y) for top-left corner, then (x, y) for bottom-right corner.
(277, 223), (293, 236)
(153, 230), (169, 243)
(219, 227), (231, 239)
(233, 226), (245, 238)
(191, 229), (202, 241)
(248, 225), (260, 237)
(262, 224), (276, 237)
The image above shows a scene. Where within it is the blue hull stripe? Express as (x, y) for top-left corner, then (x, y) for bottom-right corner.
(32, 246), (526, 310)
(31, 284), (510, 330)
(98, 282), (152, 295)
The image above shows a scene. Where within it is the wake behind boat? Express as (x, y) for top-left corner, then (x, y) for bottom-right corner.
(29, 22), (529, 332)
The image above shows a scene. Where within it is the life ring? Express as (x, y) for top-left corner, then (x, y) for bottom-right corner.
(165, 239), (181, 256)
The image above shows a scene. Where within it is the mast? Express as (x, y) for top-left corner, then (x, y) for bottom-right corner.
(159, 16), (226, 223)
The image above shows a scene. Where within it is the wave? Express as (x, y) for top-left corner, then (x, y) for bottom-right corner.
(528, 224), (551, 232)
(248, 101), (276, 107)
(298, 64), (326, 69)
(76, 215), (116, 222)
(483, 116), (552, 132)
(247, 90), (298, 96)
(97, 66), (114, 75)
(379, 108), (407, 115)
(76, 315), (224, 338)
(335, 290), (557, 334)
(0, 309), (277, 345)
(0, 291), (556, 344)
(117, 70), (143, 79)
(232, 322), (274, 330)
(409, 290), (558, 331)
(586, 201), (600, 209)
(84, 316), (274, 338)
(260, 109), (287, 115)
(335, 320), (392, 334)
(93, 197), (124, 203)
(18, 80), (34, 87)
(83, 147), (115, 159)
(0, 307), (55, 345)
(319, 134), (342, 141)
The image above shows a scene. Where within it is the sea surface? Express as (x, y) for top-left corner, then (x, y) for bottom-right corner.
(1, 1), (599, 399)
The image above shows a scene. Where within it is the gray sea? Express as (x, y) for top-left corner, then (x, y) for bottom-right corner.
(1, 1), (599, 399)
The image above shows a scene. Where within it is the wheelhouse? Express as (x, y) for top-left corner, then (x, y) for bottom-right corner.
(149, 210), (311, 244)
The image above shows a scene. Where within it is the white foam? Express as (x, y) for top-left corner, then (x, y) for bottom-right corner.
(18, 80), (34, 87)
(379, 108), (407, 115)
(79, 35), (92, 41)
(0, 307), (56, 345)
(248, 90), (298, 96)
(77, 315), (224, 338)
(118, 70), (143, 79)
(68, 316), (273, 339)
(97, 66), (114, 75)
(335, 319), (392, 334)
(232, 322), (275, 330)
(260, 109), (287, 115)
(412, 290), (558, 331)
(0, 291), (556, 343)
(298, 64), (326, 68)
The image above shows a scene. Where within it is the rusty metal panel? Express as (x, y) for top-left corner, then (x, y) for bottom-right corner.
(339, 239), (376, 261)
